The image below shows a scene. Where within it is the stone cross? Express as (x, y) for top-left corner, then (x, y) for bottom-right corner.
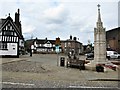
(97, 4), (100, 9)
(93, 4), (107, 64)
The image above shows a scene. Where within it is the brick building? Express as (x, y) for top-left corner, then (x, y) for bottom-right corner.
(61, 35), (83, 55)
(106, 27), (120, 53)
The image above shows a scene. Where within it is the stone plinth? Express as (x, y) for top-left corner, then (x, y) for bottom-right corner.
(85, 63), (96, 71)
(85, 60), (117, 72)
(85, 60), (108, 71)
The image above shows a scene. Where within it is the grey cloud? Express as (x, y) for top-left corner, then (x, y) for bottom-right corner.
(43, 4), (69, 24)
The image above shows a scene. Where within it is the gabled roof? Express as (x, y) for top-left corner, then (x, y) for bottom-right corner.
(0, 16), (23, 39)
(36, 39), (46, 44)
(35, 39), (56, 44)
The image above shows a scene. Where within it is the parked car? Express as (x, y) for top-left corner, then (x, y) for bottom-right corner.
(85, 51), (120, 60)
(85, 52), (94, 60)
(107, 51), (120, 59)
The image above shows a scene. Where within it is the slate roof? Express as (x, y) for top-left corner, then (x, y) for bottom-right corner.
(35, 39), (56, 44)
(62, 39), (82, 44)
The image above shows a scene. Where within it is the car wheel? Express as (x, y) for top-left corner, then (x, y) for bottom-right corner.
(107, 56), (110, 60)
(118, 56), (120, 59)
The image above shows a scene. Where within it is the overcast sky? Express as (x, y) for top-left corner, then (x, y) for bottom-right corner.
(0, 0), (119, 45)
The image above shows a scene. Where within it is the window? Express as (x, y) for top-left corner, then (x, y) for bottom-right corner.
(0, 43), (7, 50)
(7, 24), (11, 30)
(10, 26), (12, 30)
(114, 52), (118, 54)
(8, 25), (10, 30)
(47, 43), (50, 47)
(0, 32), (2, 35)
(3, 31), (13, 36)
(65, 43), (66, 47)
(14, 33), (17, 36)
(68, 42), (71, 47)
(39, 44), (41, 46)
(0, 36), (1, 41)
(6, 26), (7, 30)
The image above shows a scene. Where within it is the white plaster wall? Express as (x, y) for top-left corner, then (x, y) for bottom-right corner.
(44, 43), (52, 47)
(0, 43), (17, 55)
(34, 41), (38, 47)
(19, 39), (24, 47)
(31, 45), (34, 49)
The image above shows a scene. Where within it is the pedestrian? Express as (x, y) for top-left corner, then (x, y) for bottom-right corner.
(68, 52), (71, 58)
(74, 54), (76, 59)
(30, 49), (32, 57)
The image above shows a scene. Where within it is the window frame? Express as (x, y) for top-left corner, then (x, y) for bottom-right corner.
(0, 42), (8, 50)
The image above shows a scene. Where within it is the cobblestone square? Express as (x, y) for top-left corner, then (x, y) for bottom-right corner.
(1, 54), (120, 89)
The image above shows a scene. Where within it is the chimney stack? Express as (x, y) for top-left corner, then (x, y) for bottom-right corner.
(15, 9), (22, 34)
(15, 9), (20, 25)
(70, 35), (72, 40)
(73, 37), (77, 41)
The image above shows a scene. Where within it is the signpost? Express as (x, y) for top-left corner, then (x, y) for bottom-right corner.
(55, 37), (60, 66)
(55, 45), (59, 66)
(55, 45), (60, 53)
(55, 37), (60, 46)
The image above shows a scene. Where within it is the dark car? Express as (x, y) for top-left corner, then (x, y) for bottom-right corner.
(85, 53), (94, 60)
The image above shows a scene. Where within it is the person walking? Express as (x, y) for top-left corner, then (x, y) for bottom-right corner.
(30, 49), (32, 57)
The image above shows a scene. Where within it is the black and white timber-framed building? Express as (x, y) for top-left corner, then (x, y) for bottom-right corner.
(27, 38), (62, 54)
(0, 9), (24, 57)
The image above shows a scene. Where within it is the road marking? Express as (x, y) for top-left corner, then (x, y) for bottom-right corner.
(69, 86), (117, 88)
(2, 59), (28, 64)
(2, 82), (35, 86)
